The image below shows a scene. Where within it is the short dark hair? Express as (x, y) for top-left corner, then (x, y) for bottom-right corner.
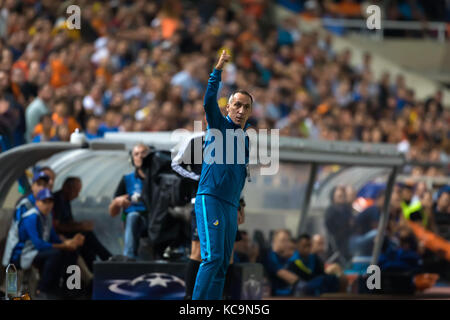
(63, 176), (81, 189)
(297, 233), (311, 243)
(39, 113), (52, 123)
(228, 90), (253, 105)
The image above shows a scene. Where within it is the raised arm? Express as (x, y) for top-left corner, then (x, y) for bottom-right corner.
(203, 50), (230, 129)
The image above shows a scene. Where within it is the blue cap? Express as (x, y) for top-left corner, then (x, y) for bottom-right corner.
(36, 188), (54, 201)
(32, 171), (49, 183)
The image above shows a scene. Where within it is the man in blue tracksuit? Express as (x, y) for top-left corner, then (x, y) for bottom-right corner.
(14, 171), (50, 221)
(193, 50), (253, 300)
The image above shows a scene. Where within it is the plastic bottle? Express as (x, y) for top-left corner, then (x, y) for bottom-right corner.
(5, 263), (17, 300)
(70, 128), (86, 144)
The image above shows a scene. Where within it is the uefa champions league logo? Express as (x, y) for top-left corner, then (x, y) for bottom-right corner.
(107, 273), (186, 299)
(242, 274), (262, 300)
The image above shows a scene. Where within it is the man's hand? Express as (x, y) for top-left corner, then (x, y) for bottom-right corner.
(215, 50), (231, 70)
(73, 233), (85, 247)
(62, 239), (79, 251)
(117, 194), (131, 209)
(109, 194), (130, 218)
(238, 208), (245, 225)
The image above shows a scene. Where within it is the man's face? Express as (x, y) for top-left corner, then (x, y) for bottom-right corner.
(0, 71), (9, 91)
(31, 179), (48, 196)
(65, 181), (82, 201)
(36, 199), (54, 215)
(437, 192), (449, 211)
(55, 102), (68, 117)
(401, 187), (413, 202)
(311, 235), (325, 255)
(42, 116), (53, 131)
(132, 145), (149, 168)
(297, 238), (312, 258)
(333, 187), (346, 204)
(226, 93), (252, 129)
(40, 85), (53, 101)
(272, 231), (291, 255)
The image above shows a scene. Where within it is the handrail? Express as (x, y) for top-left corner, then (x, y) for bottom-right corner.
(321, 17), (448, 42)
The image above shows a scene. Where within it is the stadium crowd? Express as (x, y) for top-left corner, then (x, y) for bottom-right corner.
(0, 0), (449, 299)
(0, 0), (448, 166)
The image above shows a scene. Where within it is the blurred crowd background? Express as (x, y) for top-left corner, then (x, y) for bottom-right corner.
(0, 0), (448, 167)
(0, 0), (449, 298)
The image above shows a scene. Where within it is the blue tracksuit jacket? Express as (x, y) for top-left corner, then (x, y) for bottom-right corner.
(196, 68), (250, 207)
(192, 68), (250, 300)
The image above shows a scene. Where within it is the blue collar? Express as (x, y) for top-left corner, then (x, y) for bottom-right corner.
(225, 115), (251, 131)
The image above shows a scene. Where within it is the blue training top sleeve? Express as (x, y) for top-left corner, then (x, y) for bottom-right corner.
(23, 215), (53, 251)
(203, 68), (224, 129)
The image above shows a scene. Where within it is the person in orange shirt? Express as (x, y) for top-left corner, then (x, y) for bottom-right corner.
(50, 51), (71, 89)
(34, 99), (80, 137)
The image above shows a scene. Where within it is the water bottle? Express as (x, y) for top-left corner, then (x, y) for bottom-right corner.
(70, 128), (86, 144)
(5, 263), (17, 300)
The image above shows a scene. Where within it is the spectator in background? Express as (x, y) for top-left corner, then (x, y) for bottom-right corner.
(345, 185), (357, 205)
(0, 69), (25, 147)
(83, 85), (104, 117)
(25, 84), (52, 142)
(399, 182), (427, 227)
(420, 190), (438, 233)
(0, 0), (445, 174)
(311, 234), (327, 262)
(379, 226), (422, 275)
(349, 189), (384, 256)
(97, 109), (119, 137)
(85, 116), (100, 140)
(434, 188), (450, 226)
(325, 185), (354, 262)
(11, 64), (37, 105)
(54, 124), (71, 142)
(53, 177), (111, 271)
(233, 230), (259, 263)
(263, 229), (297, 296)
(411, 181), (427, 204)
(32, 114), (56, 143)
(287, 234), (342, 297)
(0, 97), (20, 149)
(51, 99), (81, 134)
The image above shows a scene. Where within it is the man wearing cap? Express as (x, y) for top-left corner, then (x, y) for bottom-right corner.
(14, 170), (51, 221)
(8, 188), (85, 298)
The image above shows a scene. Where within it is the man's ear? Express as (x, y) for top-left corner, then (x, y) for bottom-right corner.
(226, 103), (230, 113)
